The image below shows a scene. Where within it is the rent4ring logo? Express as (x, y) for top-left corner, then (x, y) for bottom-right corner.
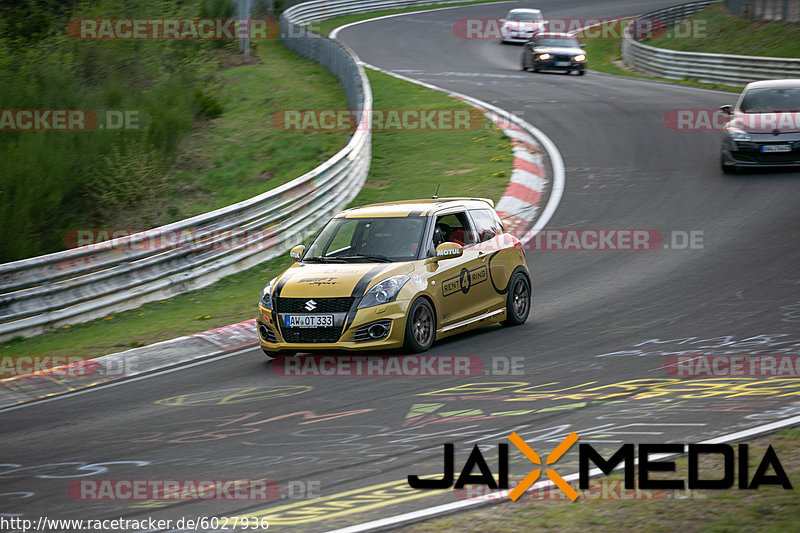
(408, 432), (792, 501)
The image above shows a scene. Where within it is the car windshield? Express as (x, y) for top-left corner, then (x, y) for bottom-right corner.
(534, 37), (579, 48)
(304, 217), (426, 262)
(508, 12), (541, 22)
(739, 87), (800, 113)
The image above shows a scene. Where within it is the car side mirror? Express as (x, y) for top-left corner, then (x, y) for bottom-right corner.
(720, 105), (732, 115)
(499, 18), (506, 23)
(289, 244), (305, 262)
(580, 42), (587, 48)
(429, 242), (463, 262)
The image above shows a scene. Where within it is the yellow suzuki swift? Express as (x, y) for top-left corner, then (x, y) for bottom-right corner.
(257, 198), (531, 356)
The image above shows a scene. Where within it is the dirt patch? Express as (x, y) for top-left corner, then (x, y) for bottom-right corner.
(444, 168), (477, 176)
(253, 170), (274, 182)
(364, 180), (391, 189)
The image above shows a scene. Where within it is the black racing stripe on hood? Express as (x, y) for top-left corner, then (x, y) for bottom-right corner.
(344, 264), (391, 331)
(270, 274), (290, 329)
(351, 264), (391, 298)
(274, 273), (290, 299)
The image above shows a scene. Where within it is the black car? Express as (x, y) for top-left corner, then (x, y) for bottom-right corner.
(521, 32), (586, 75)
(720, 79), (800, 173)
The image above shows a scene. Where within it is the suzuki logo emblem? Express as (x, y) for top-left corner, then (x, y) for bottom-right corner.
(304, 299), (317, 311)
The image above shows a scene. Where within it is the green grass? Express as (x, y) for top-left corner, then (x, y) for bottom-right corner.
(168, 39), (349, 219)
(355, 68), (513, 205)
(0, 62), (513, 367)
(647, 4), (800, 58)
(576, 19), (740, 93)
(312, 0), (512, 37)
(0, 0), (234, 261)
(409, 428), (800, 533)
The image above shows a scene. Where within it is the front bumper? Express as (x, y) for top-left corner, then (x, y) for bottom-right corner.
(535, 58), (585, 71)
(503, 35), (533, 43)
(722, 138), (800, 168)
(502, 29), (536, 42)
(257, 299), (410, 354)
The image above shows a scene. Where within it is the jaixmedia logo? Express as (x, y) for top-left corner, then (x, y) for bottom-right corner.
(408, 432), (792, 501)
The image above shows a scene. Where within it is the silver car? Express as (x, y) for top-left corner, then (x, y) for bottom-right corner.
(501, 8), (545, 44)
(720, 79), (800, 173)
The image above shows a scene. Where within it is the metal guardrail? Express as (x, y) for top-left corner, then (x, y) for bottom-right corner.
(725, 0), (800, 22)
(621, 0), (800, 86)
(0, 4), (375, 341)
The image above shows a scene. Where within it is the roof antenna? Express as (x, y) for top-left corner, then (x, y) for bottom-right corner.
(432, 184), (440, 200)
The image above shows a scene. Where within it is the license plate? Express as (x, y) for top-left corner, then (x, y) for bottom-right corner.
(761, 144), (791, 153)
(555, 61), (571, 67)
(285, 314), (334, 328)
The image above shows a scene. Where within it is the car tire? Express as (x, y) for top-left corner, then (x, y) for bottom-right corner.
(404, 298), (436, 353)
(521, 57), (528, 71)
(502, 272), (531, 327)
(578, 70), (585, 76)
(720, 154), (737, 174)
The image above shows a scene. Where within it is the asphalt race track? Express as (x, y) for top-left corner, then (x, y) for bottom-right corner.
(2, 1), (800, 531)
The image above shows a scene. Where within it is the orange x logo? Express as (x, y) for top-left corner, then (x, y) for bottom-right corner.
(508, 431), (579, 501)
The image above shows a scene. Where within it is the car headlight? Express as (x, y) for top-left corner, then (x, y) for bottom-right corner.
(358, 275), (410, 309)
(574, 54), (586, 62)
(537, 53), (551, 60)
(260, 279), (276, 310)
(726, 127), (751, 142)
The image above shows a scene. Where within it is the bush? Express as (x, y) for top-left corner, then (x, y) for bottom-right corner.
(194, 88), (225, 120)
(0, 0), (227, 261)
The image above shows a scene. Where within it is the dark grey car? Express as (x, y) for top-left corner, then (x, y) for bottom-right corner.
(521, 32), (586, 75)
(720, 79), (800, 173)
